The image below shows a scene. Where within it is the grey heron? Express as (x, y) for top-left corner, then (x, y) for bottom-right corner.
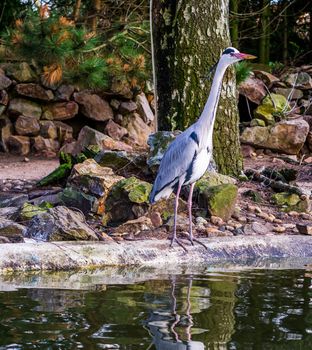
(149, 47), (256, 250)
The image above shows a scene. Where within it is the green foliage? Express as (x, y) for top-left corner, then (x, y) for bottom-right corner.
(235, 61), (252, 86)
(268, 61), (285, 75)
(0, 7), (150, 91)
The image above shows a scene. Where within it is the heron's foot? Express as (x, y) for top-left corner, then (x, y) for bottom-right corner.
(170, 237), (188, 252)
(182, 232), (208, 250)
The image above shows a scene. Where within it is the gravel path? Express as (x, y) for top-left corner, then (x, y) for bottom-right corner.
(0, 154), (59, 181)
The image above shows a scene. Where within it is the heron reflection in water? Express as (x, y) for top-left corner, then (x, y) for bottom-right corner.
(145, 276), (205, 350)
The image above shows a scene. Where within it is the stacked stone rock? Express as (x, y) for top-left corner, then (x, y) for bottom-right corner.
(0, 62), (154, 157)
(238, 65), (312, 155)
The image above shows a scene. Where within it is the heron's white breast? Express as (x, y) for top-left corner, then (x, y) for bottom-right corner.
(184, 148), (211, 185)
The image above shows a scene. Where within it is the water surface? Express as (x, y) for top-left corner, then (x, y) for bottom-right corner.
(1, 266), (312, 349)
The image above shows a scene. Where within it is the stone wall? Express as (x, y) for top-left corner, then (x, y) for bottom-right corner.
(0, 62), (155, 157)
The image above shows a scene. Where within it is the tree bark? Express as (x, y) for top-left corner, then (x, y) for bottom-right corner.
(152, 0), (243, 175)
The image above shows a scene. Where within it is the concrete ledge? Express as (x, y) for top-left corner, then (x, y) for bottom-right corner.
(1, 235), (312, 273)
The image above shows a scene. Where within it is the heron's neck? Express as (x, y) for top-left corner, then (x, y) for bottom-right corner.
(197, 61), (228, 137)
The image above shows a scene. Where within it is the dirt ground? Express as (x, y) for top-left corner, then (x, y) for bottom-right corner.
(0, 154), (59, 181)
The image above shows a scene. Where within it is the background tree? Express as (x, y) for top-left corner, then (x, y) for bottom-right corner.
(152, 0), (243, 175)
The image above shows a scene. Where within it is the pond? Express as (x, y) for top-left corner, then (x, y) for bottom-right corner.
(1, 263), (312, 349)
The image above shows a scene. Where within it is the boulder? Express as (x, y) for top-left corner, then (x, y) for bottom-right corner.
(306, 132), (312, 152)
(274, 87), (303, 100)
(0, 115), (13, 152)
(243, 222), (273, 236)
(0, 90), (9, 106)
(7, 135), (30, 155)
(196, 183), (238, 221)
(283, 72), (312, 89)
(95, 150), (149, 178)
(25, 206), (99, 241)
(296, 223), (312, 235)
(254, 94), (289, 125)
(31, 135), (60, 157)
(272, 192), (309, 212)
(74, 91), (113, 121)
(60, 187), (97, 215)
(238, 76), (267, 104)
(253, 70), (279, 87)
(250, 118), (266, 127)
(113, 216), (154, 236)
(8, 62), (36, 82)
(15, 115), (40, 136)
(104, 119), (128, 140)
(0, 193), (29, 208)
(55, 84), (75, 101)
(0, 72), (12, 90)
(15, 83), (54, 101)
(0, 207), (19, 219)
(40, 120), (58, 139)
(54, 121), (73, 144)
(68, 159), (123, 197)
(110, 99), (120, 110)
(136, 92), (155, 122)
(118, 101), (137, 115)
(241, 119), (309, 155)
(73, 126), (132, 155)
(20, 202), (47, 221)
(111, 78), (133, 99)
(104, 177), (152, 225)
(196, 171), (237, 188)
(147, 131), (181, 169)
(8, 98), (42, 119)
(0, 217), (25, 243)
(121, 113), (151, 147)
(43, 101), (78, 120)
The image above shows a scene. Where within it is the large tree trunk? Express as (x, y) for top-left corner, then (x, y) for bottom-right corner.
(152, 0), (243, 175)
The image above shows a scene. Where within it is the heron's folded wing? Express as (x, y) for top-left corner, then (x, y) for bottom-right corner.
(152, 133), (199, 194)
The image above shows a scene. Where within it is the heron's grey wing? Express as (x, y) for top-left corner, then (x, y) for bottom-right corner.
(150, 131), (199, 202)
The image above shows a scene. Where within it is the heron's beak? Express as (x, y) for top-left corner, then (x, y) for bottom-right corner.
(234, 52), (257, 60)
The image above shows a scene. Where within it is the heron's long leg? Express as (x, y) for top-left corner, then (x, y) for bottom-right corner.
(187, 183), (195, 244)
(171, 183), (187, 251)
(185, 182), (208, 250)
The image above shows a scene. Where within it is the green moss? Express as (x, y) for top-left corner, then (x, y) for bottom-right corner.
(272, 192), (300, 206)
(20, 202), (47, 220)
(254, 93), (289, 125)
(114, 177), (152, 204)
(197, 183), (238, 220)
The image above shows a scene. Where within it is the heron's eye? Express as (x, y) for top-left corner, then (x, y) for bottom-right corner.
(230, 53), (235, 57)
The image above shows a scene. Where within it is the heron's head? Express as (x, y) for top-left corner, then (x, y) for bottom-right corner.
(221, 47), (256, 65)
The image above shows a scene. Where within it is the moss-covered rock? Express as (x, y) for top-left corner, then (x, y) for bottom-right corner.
(250, 118), (266, 127)
(20, 202), (47, 221)
(196, 183), (238, 221)
(272, 192), (309, 212)
(105, 177), (152, 225)
(254, 94), (289, 125)
(25, 206), (99, 241)
(60, 187), (97, 215)
(196, 171), (237, 190)
(68, 159), (124, 198)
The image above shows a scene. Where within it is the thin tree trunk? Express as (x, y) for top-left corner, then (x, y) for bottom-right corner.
(259, 0), (270, 64)
(152, 0), (243, 175)
(73, 0), (81, 22)
(90, 0), (101, 33)
(230, 0), (239, 48)
(282, 2), (288, 65)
